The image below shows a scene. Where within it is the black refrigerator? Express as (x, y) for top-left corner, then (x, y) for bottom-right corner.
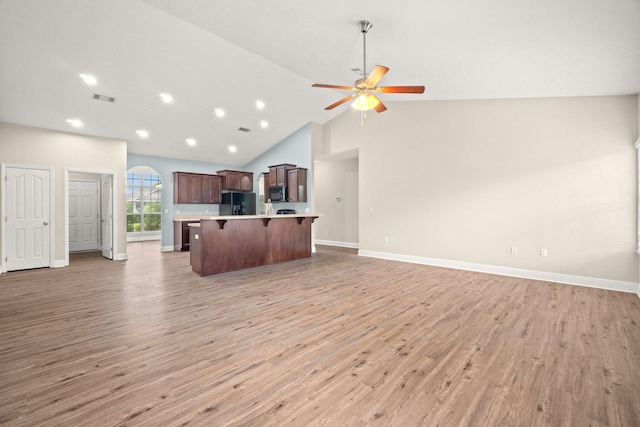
(219, 192), (256, 215)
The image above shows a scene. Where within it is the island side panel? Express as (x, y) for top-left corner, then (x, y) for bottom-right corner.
(199, 219), (267, 275)
(189, 225), (202, 274)
(266, 217), (312, 264)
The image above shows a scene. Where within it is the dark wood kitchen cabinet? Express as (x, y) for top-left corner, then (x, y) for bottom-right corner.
(173, 172), (222, 204)
(174, 220), (200, 251)
(268, 164), (296, 187)
(262, 172), (270, 199)
(217, 170), (253, 192)
(174, 172), (203, 204)
(287, 167), (307, 202)
(202, 175), (222, 204)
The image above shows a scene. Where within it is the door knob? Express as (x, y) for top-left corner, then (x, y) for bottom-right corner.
(43, 221), (49, 225)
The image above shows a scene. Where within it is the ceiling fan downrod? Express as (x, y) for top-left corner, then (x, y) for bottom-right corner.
(358, 20), (372, 79)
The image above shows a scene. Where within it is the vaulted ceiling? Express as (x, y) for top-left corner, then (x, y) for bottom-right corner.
(1, 0), (639, 165)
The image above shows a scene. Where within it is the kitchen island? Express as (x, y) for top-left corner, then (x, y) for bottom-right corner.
(188, 214), (320, 276)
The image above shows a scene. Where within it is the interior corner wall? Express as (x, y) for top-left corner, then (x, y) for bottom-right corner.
(0, 122), (128, 264)
(321, 96), (639, 283)
(245, 123), (314, 213)
(127, 153), (238, 249)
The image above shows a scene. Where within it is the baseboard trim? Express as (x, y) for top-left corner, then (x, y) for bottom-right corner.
(315, 239), (359, 249)
(358, 250), (639, 295)
(127, 235), (161, 242)
(160, 245), (175, 252)
(53, 259), (66, 268)
(114, 253), (128, 261)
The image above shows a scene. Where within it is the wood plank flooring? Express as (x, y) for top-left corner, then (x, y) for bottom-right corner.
(1, 242), (639, 426)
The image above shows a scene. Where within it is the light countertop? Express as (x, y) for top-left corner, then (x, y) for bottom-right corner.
(174, 213), (322, 221)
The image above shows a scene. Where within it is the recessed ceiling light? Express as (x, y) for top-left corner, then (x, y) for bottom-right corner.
(159, 93), (174, 104)
(186, 138), (196, 146)
(136, 129), (149, 138)
(66, 118), (83, 128)
(260, 120), (269, 129)
(79, 73), (97, 85)
(228, 145), (237, 153)
(214, 108), (225, 118)
(255, 100), (265, 110)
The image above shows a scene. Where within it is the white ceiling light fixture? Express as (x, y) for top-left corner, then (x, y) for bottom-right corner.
(260, 120), (269, 129)
(228, 145), (237, 153)
(66, 118), (83, 128)
(214, 108), (225, 118)
(185, 138), (196, 146)
(136, 129), (149, 138)
(79, 73), (97, 85)
(255, 100), (265, 110)
(159, 93), (174, 104)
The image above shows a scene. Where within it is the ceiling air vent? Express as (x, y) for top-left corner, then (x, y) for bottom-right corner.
(238, 127), (251, 133)
(92, 93), (116, 103)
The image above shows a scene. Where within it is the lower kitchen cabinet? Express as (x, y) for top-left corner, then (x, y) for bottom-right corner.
(174, 220), (200, 251)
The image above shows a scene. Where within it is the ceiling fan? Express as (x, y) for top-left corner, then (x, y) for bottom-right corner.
(312, 20), (425, 114)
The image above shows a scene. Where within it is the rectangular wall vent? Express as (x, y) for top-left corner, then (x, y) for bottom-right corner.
(238, 127), (251, 133)
(92, 93), (116, 103)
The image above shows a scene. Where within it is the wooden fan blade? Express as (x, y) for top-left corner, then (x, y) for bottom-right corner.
(325, 94), (356, 110)
(374, 97), (387, 113)
(312, 83), (354, 91)
(377, 85), (425, 94)
(364, 65), (389, 87)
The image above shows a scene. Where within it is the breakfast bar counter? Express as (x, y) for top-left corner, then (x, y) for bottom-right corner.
(188, 214), (320, 276)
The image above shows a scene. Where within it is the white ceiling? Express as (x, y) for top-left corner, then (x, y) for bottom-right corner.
(1, 0), (639, 166)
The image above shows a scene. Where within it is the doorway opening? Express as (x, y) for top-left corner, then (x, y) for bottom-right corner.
(64, 169), (117, 265)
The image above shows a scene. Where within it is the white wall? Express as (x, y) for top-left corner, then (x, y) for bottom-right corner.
(245, 123), (314, 214)
(0, 122), (127, 264)
(322, 96), (639, 285)
(314, 156), (359, 247)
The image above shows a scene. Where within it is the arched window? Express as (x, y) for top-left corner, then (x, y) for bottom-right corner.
(127, 166), (162, 240)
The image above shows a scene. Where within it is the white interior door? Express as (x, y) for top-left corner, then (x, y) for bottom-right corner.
(6, 167), (52, 271)
(69, 180), (99, 252)
(100, 175), (113, 259)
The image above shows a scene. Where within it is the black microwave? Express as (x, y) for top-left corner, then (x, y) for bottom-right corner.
(268, 185), (287, 202)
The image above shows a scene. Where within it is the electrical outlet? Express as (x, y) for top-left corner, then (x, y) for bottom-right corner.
(384, 237), (389, 243)
(540, 248), (548, 257)
(511, 246), (518, 255)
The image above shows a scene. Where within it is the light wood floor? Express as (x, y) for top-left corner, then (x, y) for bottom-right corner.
(1, 242), (639, 426)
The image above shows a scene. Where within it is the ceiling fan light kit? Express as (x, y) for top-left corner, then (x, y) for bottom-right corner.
(312, 19), (425, 120)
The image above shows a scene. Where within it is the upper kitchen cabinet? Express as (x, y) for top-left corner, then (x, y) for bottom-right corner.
(202, 174), (222, 204)
(287, 167), (308, 202)
(173, 172), (222, 204)
(217, 170), (253, 192)
(268, 164), (296, 187)
(174, 172), (203, 204)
